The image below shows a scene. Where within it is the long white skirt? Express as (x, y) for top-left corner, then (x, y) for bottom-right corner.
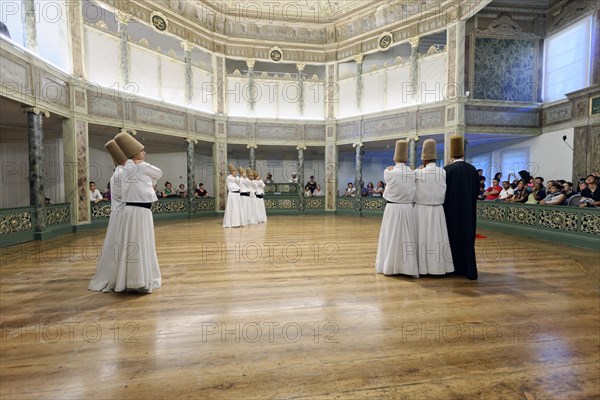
(414, 204), (454, 275)
(88, 209), (123, 292)
(253, 196), (266, 223)
(111, 205), (161, 293)
(242, 195), (257, 225)
(223, 192), (244, 228)
(375, 203), (419, 277)
(258, 197), (267, 223)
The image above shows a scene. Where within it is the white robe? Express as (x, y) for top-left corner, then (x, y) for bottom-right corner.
(375, 163), (418, 277)
(414, 163), (454, 275)
(240, 177), (257, 225)
(255, 180), (267, 223)
(112, 159), (163, 293)
(88, 165), (125, 291)
(223, 174), (244, 228)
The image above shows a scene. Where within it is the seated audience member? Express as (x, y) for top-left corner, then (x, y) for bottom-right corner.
(578, 180), (587, 193)
(562, 182), (577, 199)
(178, 183), (187, 198)
(154, 184), (162, 198)
(493, 172), (503, 182)
(264, 173), (274, 184)
(289, 173), (299, 183)
(579, 174), (600, 208)
(508, 180), (529, 203)
(518, 170), (532, 184)
(344, 182), (356, 197)
(45, 196), (51, 205)
(362, 182), (374, 196)
(477, 183), (486, 200)
(540, 183), (566, 205)
(477, 169), (486, 186)
(163, 181), (177, 198)
(372, 181), (385, 197)
(498, 181), (514, 201)
(313, 184), (324, 197)
(304, 184), (312, 197)
(305, 176), (317, 194)
(89, 181), (106, 203)
(483, 179), (502, 201)
(195, 183), (208, 197)
(534, 176), (544, 186)
(103, 182), (111, 201)
(545, 180), (555, 193)
(526, 182), (545, 204)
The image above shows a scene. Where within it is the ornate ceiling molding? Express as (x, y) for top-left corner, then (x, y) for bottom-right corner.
(471, 13), (539, 38)
(105, 0), (492, 63)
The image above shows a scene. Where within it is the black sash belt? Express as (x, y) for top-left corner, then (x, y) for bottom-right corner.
(240, 192), (250, 197)
(126, 202), (151, 209)
(231, 190), (240, 193)
(256, 194), (264, 199)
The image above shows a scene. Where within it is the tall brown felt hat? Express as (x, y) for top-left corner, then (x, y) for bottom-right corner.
(449, 136), (464, 158)
(227, 164), (236, 173)
(393, 140), (408, 163)
(246, 168), (254, 179)
(114, 131), (144, 158)
(105, 139), (127, 165)
(237, 166), (245, 175)
(421, 138), (437, 161)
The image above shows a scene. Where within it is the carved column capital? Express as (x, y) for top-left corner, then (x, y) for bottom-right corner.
(296, 62), (305, 71)
(180, 40), (194, 52)
(115, 10), (133, 25)
(185, 137), (198, 144)
(21, 107), (50, 118)
(408, 36), (420, 48)
(246, 143), (258, 149)
(353, 54), (364, 64)
(246, 58), (256, 69)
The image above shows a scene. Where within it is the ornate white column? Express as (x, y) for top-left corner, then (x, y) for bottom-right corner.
(297, 145), (306, 212)
(353, 141), (363, 212)
(185, 138), (198, 202)
(444, 20), (466, 165)
(181, 40), (194, 105)
(115, 10), (132, 86)
(24, 0), (37, 52)
(407, 135), (419, 169)
(297, 62), (305, 115)
(354, 54), (364, 111)
(246, 58), (256, 111)
(247, 143), (257, 170)
(409, 36), (420, 101)
(23, 107), (50, 237)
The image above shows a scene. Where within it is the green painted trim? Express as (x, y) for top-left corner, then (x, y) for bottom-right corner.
(0, 231), (35, 248)
(35, 225), (76, 241)
(477, 220), (600, 251)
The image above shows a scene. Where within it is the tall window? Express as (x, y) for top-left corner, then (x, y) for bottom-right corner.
(543, 16), (593, 102)
(470, 152), (492, 186)
(499, 148), (530, 181)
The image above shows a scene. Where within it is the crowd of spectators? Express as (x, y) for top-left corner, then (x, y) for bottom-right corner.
(477, 170), (600, 207)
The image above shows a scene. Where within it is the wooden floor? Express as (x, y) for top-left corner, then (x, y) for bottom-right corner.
(1, 216), (599, 399)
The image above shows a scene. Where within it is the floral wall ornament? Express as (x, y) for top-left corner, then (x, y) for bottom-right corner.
(378, 32), (393, 51)
(269, 47), (283, 62)
(151, 11), (168, 32)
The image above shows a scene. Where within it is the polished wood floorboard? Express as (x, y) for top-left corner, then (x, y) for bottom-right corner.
(1, 216), (599, 399)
